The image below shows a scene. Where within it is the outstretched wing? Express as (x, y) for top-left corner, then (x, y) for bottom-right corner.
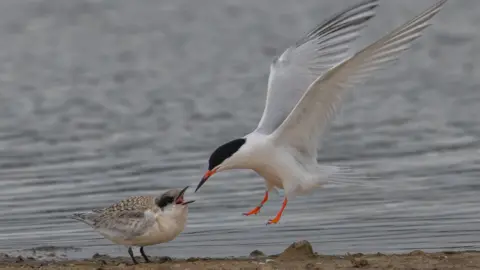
(254, 0), (379, 134)
(272, 0), (447, 160)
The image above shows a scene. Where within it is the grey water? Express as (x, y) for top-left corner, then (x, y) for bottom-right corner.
(0, 0), (479, 260)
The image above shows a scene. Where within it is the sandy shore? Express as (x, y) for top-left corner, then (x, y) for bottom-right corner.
(1, 241), (479, 270)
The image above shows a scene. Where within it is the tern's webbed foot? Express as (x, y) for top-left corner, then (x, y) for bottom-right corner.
(266, 216), (281, 225)
(243, 191), (269, 216)
(265, 197), (288, 225)
(243, 206), (262, 216)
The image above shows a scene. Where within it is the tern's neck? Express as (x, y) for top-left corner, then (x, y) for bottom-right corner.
(155, 206), (188, 235)
(166, 205), (188, 221)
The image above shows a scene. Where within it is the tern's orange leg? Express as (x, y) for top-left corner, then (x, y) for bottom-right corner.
(266, 198), (288, 225)
(243, 191), (269, 216)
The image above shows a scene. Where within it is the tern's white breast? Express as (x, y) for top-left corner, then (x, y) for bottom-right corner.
(244, 134), (293, 190)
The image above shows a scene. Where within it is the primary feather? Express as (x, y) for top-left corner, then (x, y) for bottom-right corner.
(255, 0), (379, 134)
(272, 0), (448, 162)
(72, 210), (157, 240)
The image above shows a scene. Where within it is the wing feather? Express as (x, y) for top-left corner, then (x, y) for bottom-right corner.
(94, 210), (157, 240)
(272, 0), (448, 159)
(254, 0), (379, 134)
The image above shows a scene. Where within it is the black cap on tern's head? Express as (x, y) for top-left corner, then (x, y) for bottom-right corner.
(195, 138), (246, 192)
(156, 186), (195, 209)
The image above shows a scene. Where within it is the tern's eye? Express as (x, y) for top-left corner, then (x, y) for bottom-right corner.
(156, 196), (174, 208)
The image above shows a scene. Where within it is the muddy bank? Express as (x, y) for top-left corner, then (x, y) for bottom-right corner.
(1, 241), (479, 269)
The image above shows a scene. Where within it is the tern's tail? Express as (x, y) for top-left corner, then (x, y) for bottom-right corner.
(316, 165), (377, 186)
(70, 212), (97, 227)
(285, 164), (377, 198)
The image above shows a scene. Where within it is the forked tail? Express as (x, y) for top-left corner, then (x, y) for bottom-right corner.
(286, 164), (378, 198)
(316, 164), (377, 185)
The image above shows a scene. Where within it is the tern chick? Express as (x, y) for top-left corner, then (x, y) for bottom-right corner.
(71, 186), (194, 264)
(195, 0), (448, 225)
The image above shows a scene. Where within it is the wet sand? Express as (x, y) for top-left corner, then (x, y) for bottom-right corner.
(1, 241), (479, 270)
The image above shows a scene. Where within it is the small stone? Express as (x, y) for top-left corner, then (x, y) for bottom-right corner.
(158, 256), (172, 263)
(249, 250), (266, 259)
(409, 250), (425, 256)
(92, 253), (110, 260)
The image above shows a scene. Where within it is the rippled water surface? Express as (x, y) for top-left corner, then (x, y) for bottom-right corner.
(0, 0), (479, 259)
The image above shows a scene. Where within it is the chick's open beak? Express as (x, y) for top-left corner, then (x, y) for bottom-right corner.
(195, 169), (216, 192)
(181, 200), (195, 205)
(175, 186), (195, 205)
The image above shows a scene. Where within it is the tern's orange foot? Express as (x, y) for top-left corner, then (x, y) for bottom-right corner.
(266, 216), (281, 225)
(266, 198), (288, 225)
(243, 191), (269, 216)
(242, 206), (261, 216)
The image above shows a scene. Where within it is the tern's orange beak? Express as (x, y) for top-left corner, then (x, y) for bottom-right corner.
(195, 169), (216, 192)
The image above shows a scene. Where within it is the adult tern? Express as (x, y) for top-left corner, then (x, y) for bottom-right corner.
(195, 0), (448, 225)
(71, 186), (194, 264)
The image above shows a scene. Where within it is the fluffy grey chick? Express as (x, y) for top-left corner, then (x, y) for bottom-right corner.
(71, 186), (194, 264)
